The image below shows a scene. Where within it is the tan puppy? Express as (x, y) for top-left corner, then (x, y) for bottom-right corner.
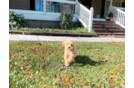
(62, 40), (77, 67)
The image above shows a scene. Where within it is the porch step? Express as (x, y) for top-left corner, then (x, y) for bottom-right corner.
(93, 21), (115, 24)
(97, 32), (125, 35)
(94, 29), (125, 32)
(96, 32), (125, 37)
(93, 25), (122, 28)
(93, 21), (125, 37)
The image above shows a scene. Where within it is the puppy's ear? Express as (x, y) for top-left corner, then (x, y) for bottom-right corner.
(62, 40), (66, 47)
(71, 40), (77, 44)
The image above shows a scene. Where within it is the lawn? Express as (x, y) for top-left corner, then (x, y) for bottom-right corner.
(9, 41), (125, 88)
(10, 27), (96, 34)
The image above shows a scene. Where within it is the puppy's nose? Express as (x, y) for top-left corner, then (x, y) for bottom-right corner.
(68, 47), (70, 49)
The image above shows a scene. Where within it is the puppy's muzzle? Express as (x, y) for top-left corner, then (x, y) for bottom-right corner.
(68, 46), (70, 49)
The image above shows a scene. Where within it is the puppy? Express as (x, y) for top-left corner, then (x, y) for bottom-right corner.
(62, 40), (77, 67)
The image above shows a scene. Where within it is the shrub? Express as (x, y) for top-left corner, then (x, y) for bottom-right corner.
(60, 11), (73, 30)
(9, 11), (27, 29)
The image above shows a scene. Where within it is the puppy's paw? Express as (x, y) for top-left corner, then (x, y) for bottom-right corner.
(65, 65), (69, 67)
(64, 65), (69, 69)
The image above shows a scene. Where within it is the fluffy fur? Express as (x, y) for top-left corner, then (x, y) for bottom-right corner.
(62, 40), (77, 67)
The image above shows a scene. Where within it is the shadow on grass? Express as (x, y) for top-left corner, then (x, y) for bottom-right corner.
(71, 56), (107, 67)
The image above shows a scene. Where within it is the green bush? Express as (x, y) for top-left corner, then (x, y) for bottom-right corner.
(9, 11), (27, 29)
(60, 11), (73, 30)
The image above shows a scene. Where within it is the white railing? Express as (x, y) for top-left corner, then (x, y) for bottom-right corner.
(111, 6), (125, 11)
(110, 6), (125, 29)
(75, 1), (94, 32)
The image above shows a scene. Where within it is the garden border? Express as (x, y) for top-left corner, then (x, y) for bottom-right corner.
(9, 30), (97, 37)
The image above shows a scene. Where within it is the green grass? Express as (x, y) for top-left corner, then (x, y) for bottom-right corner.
(10, 27), (96, 34)
(9, 41), (125, 88)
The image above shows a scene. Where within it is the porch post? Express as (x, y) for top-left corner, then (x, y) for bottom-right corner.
(43, 0), (46, 14)
(109, 0), (113, 12)
(75, 0), (78, 22)
(88, 7), (94, 32)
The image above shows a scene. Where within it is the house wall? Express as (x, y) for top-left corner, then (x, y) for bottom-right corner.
(9, 0), (30, 10)
(25, 20), (60, 28)
(91, 0), (102, 18)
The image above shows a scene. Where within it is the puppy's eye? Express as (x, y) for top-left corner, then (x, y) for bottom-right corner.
(71, 44), (73, 46)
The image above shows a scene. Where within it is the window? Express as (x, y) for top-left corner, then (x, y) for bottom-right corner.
(36, 0), (43, 11)
(35, 0), (75, 13)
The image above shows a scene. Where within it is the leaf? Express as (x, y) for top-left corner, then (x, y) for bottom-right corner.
(11, 71), (17, 75)
(109, 72), (116, 75)
(74, 67), (78, 69)
(9, 52), (14, 54)
(33, 54), (37, 57)
(95, 49), (100, 51)
(91, 50), (94, 52)
(121, 79), (125, 83)
(98, 83), (102, 88)
(24, 56), (27, 60)
(21, 63), (25, 66)
(23, 71), (30, 74)
(109, 85), (116, 88)
(30, 77), (35, 80)
(44, 57), (48, 59)
(91, 82), (95, 86)
(89, 66), (92, 69)
(86, 51), (89, 53)
(66, 76), (69, 82)
(15, 62), (17, 65)
(103, 70), (106, 73)
(42, 68), (45, 70)
(100, 56), (103, 59)
(36, 71), (38, 75)
(83, 86), (91, 88)
(120, 83), (125, 88)
(44, 86), (50, 88)
(20, 67), (23, 70)
(108, 51), (111, 53)
(99, 66), (103, 70)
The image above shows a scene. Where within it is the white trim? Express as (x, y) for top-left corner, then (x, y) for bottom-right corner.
(9, 9), (44, 14)
(47, 0), (76, 4)
(75, 15), (87, 27)
(117, 8), (125, 14)
(115, 21), (125, 29)
(77, 2), (90, 13)
(113, 6), (125, 10)
(43, 0), (46, 14)
(88, 7), (94, 32)
(9, 9), (77, 22)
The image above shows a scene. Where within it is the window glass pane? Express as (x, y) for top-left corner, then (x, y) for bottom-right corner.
(36, 0), (43, 11)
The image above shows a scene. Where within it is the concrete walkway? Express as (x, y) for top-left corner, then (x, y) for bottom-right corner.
(9, 34), (125, 42)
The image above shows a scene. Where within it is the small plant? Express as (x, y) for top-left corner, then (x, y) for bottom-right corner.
(60, 11), (73, 30)
(108, 12), (113, 17)
(108, 12), (114, 21)
(9, 11), (27, 29)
